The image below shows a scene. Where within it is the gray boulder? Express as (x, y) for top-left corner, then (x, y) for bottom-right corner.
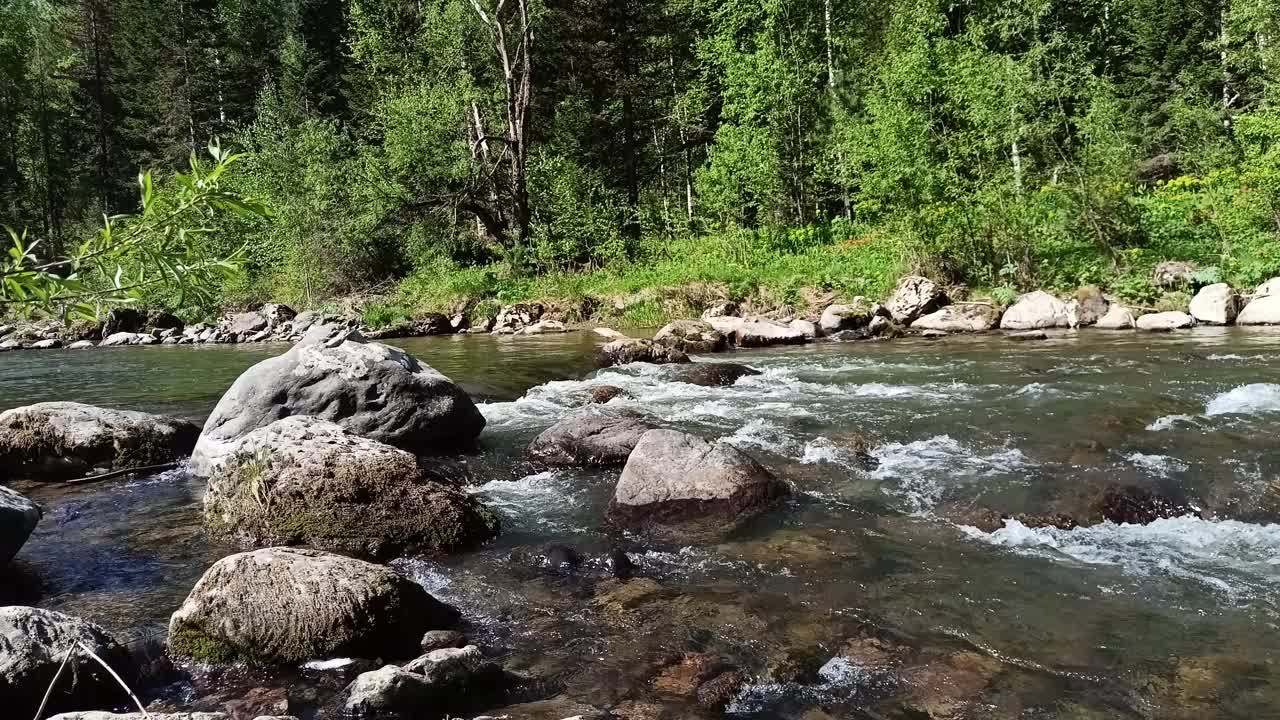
(1000, 291), (1070, 330)
(705, 316), (808, 347)
(701, 301), (738, 320)
(608, 430), (790, 536)
(1094, 305), (1137, 329)
(66, 340), (96, 350)
(600, 338), (690, 367)
(676, 363), (762, 387)
(885, 276), (947, 324)
(205, 417), (499, 559)
(493, 303), (544, 334)
(1136, 311), (1195, 331)
(0, 607), (135, 717)
(1066, 286), (1109, 327)
(653, 320), (727, 354)
(0, 402), (199, 481)
(788, 319), (820, 339)
(0, 486), (40, 565)
(223, 311), (268, 338)
(189, 332), (485, 476)
(168, 547), (458, 664)
(1189, 283), (1239, 325)
(344, 666), (436, 716)
(526, 408), (656, 468)
(30, 338), (62, 349)
(819, 299), (878, 335)
(910, 305), (998, 333)
(1153, 260), (1198, 288)
(1239, 279), (1280, 325)
(99, 332), (145, 347)
(517, 319), (567, 335)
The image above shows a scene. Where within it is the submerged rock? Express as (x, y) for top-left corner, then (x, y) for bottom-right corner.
(910, 304), (998, 333)
(886, 276), (947, 324)
(0, 606), (135, 717)
(1136, 311), (1195, 331)
(0, 486), (41, 565)
(1007, 330), (1049, 341)
(1000, 291), (1070, 330)
(190, 330), (485, 476)
(0, 402), (199, 481)
(705, 316), (808, 347)
(675, 362), (761, 387)
(526, 407), (656, 468)
(1095, 485), (1195, 525)
(600, 338), (690, 367)
(204, 417), (499, 559)
(168, 547), (458, 664)
(345, 645), (500, 717)
(653, 320), (727, 354)
(608, 429), (790, 537)
(653, 653), (745, 711)
(1188, 283), (1238, 325)
(589, 385), (630, 404)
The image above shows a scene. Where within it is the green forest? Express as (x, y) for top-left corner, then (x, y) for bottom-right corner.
(2, 0), (1280, 325)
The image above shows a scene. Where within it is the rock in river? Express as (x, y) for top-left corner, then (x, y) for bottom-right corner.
(999, 291), (1070, 330)
(1188, 283), (1238, 325)
(0, 485), (40, 565)
(168, 547), (458, 664)
(1136, 311), (1195, 331)
(676, 362), (762, 387)
(608, 429), (790, 537)
(204, 417), (499, 559)
(0, 606), (136, 717)
(0, 402), (199, 481)
(886, 276), (947, 324)
(653, 319), (727, 354)
(819, 299), (878, 335)
(705, 316), (808, 347)
(600, 338), (690, 366)
(1238, 278), (1280, 325)
(526, 407), (656, 468)
(189, 329), (485, 476)
(1094, 304), (1137, 329)
(47, 714), (230, 720)
(910, 304), (998, 333)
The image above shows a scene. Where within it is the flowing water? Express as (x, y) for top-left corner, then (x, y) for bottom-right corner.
(3, 329), (1280, 719)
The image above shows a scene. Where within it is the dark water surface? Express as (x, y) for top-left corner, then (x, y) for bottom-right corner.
(3, 329), (1280, 719)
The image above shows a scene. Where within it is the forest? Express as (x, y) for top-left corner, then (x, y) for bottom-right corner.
(1, 0), (1279, 324)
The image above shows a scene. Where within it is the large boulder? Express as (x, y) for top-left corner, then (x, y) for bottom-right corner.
(0, 606), (135, 717)
(493, 303), (544, 334)
(600, 338), (690, 367)
(653, 320), (727, 354)
(344, 645), (495, 717)
(99, 332), (146, 347)
(818, 299), (878, 335)
(189, 331), (485, 476)
(910, 305), (998, 333)
(705, 316), (808, 348)
(1094, 305), (1137, 329)
(1136, 311), (1195, 331)
(999, 291), (1070, 330)
(885, 276), (947, 324)
(0, 402), (199, 481)
(1239, 279), (1280, 325)
(608, 430), (790, 536)
(102, 308), (146, 336)
(1066, 286), (1109, 327)
(526, 408), (656, 468)
(168, 547), (458, 664)
(205, 417), (499, 559)
(1188, 283), (1239, 325)
(222, 311), (269, 339)
(676, 363), (762, 387)
(0, 486), (40, 565)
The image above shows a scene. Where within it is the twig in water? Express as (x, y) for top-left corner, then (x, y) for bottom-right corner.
(76, 641), (150, 718)
(31, 647), (73, 720)
(67, 462), (179, 485)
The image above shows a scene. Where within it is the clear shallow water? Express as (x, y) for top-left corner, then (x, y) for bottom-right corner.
(3, 328), (1280, 718)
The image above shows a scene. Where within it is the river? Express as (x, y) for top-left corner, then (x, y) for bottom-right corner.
(3, 328), (1279, 719)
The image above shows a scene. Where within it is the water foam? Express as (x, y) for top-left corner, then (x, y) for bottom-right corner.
(963, 517), (1280, 602)
(1205, 383), (1280, 416)
(1146, 414), (1196, 431)
(870, 435), (1029, 513)
(1126, 452), (1189, 478)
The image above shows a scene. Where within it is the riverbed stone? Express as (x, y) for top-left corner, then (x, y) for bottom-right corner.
(168, 547), (457, 664)
(30, 338), (62, 349)
(0, 486), (40, 566)
(1188, 283), (1238, 325)
(789, 319), (821, 339)
(100, 331), (145, 346)
(1094, 305), (1137, 329)
(420, 630), (467, 653)
(1238, 285), (1280, 325)
(205, 417), (499, 559)
(66, 340), (96, 350)
(526, 407), (657, 468)
(589, 385), (630, 404)
(0, 402), (199, 481)
(600, 338), (690, 366)
(1136, 311), (1195, 331)
(0, 606), (136, 717)
(518, 319), (568, 335)
(886, 276), (947, 324)
(653, 320), (727, 354)
(1066, 286), (1109, 327)
(493, 303), (544, 334)
(911, 304), (998, 333)
(190, 331), (484, 476)
(609, 429), (790, 536)
(819, 299), (878, 334)
(345, 645), (498, 717)
(705, 316), (808, 347)
(1000, 291), (1070, 330)
(46, 714), (229, 720)
(676, 362), (761, 387)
